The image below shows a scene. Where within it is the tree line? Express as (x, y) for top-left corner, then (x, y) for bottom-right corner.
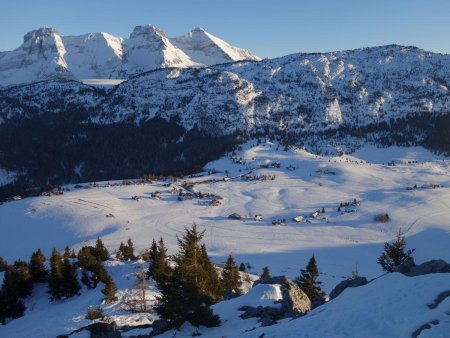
(0, 224), (414, 330)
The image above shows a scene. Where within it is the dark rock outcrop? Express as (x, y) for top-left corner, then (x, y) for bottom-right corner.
(329, 276), (368, 300)
(405, 259), (450, 277)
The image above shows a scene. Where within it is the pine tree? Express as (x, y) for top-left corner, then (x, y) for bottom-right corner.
(116, 239), (136, 261)
(155, 223), (221, 329)
(95, 237), (109, 261)
(260, 266), (271, 280)
(148, 237), (171, 283)
(48, 249), (64, 300)
(29, 249), (48, 283)
(199, 244), (223, 303)
(12, 260), (33, 298)
(81, 268), (93, 289)
(149, 239), (159, 263)
(61, 257), (80, 298)
(221, 254), (242, 298)
(101, 274), (118, 303)
(0, 256), (8, 272)
(116, 242), (125, 260)
(296, 255), (325, 308)
(238, 262), (246, 272)
(377, 229), (415, 272)
(0, 267), (26, 323)
(77, 246), (97, 271)
(126, 238), (136, 260)
(63, 246), (72, 260)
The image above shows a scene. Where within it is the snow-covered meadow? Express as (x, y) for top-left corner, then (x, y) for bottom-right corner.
(0, 142), (449, 337)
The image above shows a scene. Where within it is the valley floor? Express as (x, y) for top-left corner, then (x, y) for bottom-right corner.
(0, 142), (449, 337)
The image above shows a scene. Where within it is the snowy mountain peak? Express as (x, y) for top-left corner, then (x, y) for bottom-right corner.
(122, 24), (198, 75)
(0, 24), (261, 86)
(190, 27), (207, 34)
(23, 27), (58, 43)
(172, 27), (261, 66)
(129, 24), (167, 40)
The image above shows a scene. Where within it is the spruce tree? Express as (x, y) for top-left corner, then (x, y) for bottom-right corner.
(95, 237), (109, 261)
(12, 260), (33, 298)
(63, 246), (72, 260)
(238, 262), (246, 272)
(199, 244), (223, 303)
(149, 239), (159, 263)
(48, 249), (64, 300)
(81, 268), (93, 289)
(77, 246), (97, 271)
(377, 229), (415, 272)
(29, 249), (48, 283)
(61, 257), (80, 298)
(155, 223), (221, 329)
(221, 254), (242, 298)
(260, 266), (271, 280)
(0, 267), (26, 322)
(101, 274), (118, 303)
(126, 238), (136, 260)
(116, 242), (125, 260)
(116, 239), (136, 261)
(148, 237), (171, 283)
(296, 255), (325, 307)
(0, 256), (7, 272)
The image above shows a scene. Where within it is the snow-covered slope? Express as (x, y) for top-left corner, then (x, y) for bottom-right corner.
(172, 27), (261, 65)
(0, 143), (449, 337)
(62, 32), (123, 79)
(1, 143), (449, 284)
(0, 25), (260, 86)
(96, 45), (449, 134)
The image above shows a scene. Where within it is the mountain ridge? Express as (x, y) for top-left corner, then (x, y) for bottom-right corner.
(0, 43), (449, 198)
(0, 25), (260, 86)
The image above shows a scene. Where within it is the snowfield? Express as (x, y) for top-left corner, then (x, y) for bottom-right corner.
(0, 142), (449, 337)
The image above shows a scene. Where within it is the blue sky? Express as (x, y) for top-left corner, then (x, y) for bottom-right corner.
(1, 0), (449, 57)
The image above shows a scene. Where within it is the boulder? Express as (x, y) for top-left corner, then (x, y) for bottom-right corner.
(254, 276), (311, 315)
(239, 276), (311, 326)
(393, 258), (416, 274)
(405, 259), (450, 277)
(228, 213), (242, 220)
(329, 276), (368, 300)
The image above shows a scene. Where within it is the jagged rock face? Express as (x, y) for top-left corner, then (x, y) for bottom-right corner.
(329, 276), (368, 300)
(254, 276), (311, 315)
(0, 25), (260, 86)
(0, 28), (69, 86)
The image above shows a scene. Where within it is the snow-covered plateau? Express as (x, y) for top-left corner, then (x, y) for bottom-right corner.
(0, 142), (449, 337)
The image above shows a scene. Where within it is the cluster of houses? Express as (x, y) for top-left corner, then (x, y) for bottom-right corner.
(242, 173), (276, 182)
(407, 183), (441, 191)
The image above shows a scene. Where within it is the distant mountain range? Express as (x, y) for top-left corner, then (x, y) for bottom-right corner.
(0, 25), (260, 86)
(0, 31), (449, 198)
